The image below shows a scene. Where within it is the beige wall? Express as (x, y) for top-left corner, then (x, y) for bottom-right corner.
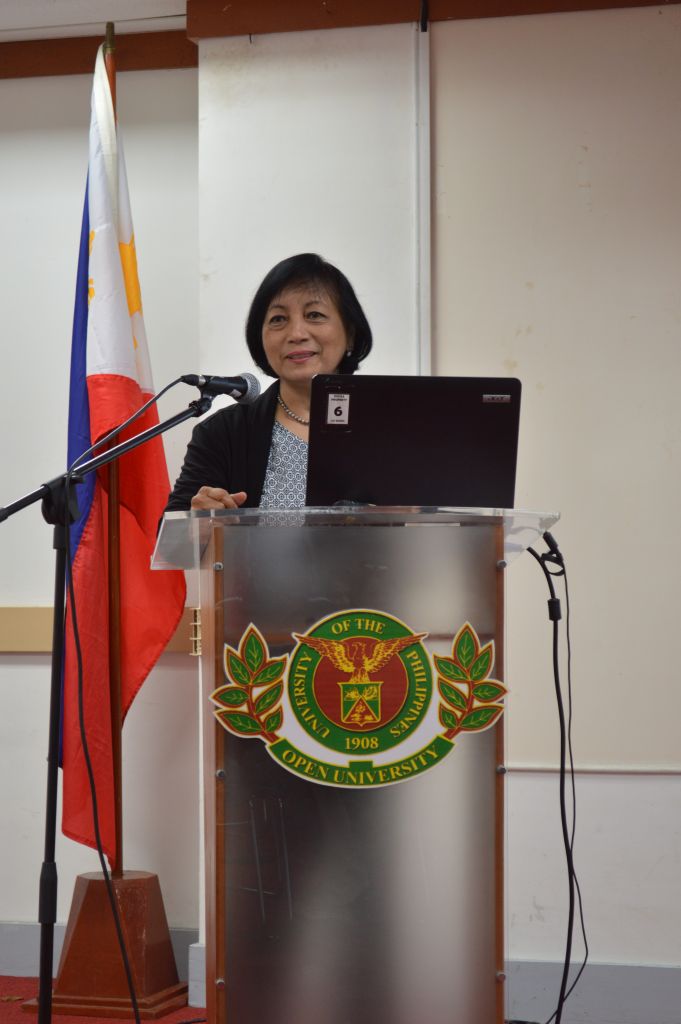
(432, 5), (681, 769)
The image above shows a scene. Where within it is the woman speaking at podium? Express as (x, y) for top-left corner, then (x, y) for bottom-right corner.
(165, 253), (372, 512)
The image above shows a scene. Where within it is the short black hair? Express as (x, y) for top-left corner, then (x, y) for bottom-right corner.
(245, 253), (373, 378)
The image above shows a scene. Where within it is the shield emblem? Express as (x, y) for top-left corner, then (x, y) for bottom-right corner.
(339, 680), (383, 726)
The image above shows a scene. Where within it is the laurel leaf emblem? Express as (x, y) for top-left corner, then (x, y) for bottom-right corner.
(212, 625), (286, 743)
(265, 708), (283, 733)
(214, 687), (249, 708)
(434, 655), (467, 682)
(436, 623), (506, 742)
(438, 680), (467, 711)
(226, 651), (251, 687)
(242, 628), (265, 673)
(252, 658), (287, 687)
(470, 644), (492, 681)
(455, 626), (477, 668)
(439, 706), (460, 730)
(255, 683), (283, 715)
(459, 706), (503, 731)
(218, 711), (262, 734)
(472, 682), (507, 702)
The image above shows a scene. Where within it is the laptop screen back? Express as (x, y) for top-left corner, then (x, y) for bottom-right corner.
(305, 374), (521, 508)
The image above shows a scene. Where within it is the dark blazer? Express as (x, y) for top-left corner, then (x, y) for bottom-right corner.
(165, 380), (279, 512)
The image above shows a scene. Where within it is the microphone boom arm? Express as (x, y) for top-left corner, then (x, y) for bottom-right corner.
(0, 392), (214, 525)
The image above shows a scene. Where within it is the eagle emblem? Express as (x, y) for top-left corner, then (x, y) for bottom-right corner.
(292, 633), (426, 728)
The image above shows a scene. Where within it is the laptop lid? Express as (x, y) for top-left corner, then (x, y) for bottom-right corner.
(305, 375), (521, 508)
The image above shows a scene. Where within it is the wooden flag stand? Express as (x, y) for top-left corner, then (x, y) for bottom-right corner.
(23, 23), (187, 1020)
(46, 872), (187, 1019)
(24, 870), (187, 1019)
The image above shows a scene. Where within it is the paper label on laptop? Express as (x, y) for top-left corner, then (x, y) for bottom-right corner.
(326, 393), (350, 425)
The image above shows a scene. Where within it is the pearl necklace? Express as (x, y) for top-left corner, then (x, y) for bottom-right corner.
(277, 394), (310, 426)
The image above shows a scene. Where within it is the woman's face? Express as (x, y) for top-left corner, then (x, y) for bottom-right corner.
(261, 283), (349, 386)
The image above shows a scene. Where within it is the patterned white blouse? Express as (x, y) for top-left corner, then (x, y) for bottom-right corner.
(259, 420), (309, 510)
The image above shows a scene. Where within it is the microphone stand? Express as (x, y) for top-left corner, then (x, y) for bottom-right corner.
(0, 387), (215, 1024)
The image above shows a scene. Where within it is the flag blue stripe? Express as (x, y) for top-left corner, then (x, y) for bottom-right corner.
(67, 180), (95, 555)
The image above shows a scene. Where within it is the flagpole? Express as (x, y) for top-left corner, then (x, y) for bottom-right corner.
(103, 20), (124, 880)
(23, 30), (189, 1016)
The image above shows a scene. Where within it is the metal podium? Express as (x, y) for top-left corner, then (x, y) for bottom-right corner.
(154, 506), (558, 1024)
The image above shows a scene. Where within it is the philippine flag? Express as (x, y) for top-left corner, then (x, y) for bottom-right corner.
(63, 45), (186, 863)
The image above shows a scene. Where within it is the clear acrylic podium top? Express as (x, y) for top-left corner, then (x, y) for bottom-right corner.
(153, 506), (559, 571)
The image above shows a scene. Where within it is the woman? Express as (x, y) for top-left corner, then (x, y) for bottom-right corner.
(165, 253), (372, 513)
(167, 256), (385, 1016)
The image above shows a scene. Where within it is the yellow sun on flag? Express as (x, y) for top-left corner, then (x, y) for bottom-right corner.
(87, 231), (96, 305)
(119, 234), (143, 318)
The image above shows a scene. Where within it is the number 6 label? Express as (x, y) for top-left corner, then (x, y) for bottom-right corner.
(326, 392), (350, 425)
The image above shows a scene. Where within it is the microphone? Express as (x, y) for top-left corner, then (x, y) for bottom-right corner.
(181, 372), (261, 403)
(543, 531), (564, 567)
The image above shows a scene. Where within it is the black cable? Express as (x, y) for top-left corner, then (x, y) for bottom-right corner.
(64, 468), (142, 1024)
(526, 534), (587, 1024)
(545, 570), (589, 1020)
(63, 469), (142, 1024)
(535, 549), (589, 1023)
(69, 376), (183, 472)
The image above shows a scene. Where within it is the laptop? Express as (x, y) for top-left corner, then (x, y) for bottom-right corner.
(306, 375), (521, 508)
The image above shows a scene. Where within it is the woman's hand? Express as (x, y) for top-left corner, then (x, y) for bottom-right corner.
(190, 486), (247, 510)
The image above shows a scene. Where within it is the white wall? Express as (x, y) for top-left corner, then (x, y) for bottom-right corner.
(0, 67), (200, 930)
(508, 771), (681, 967)
(198, 23), (425, 383)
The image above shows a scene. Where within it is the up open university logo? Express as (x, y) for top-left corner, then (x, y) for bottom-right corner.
(211, 609), (507, 788)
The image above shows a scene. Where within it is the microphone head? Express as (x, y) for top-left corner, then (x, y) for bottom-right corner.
(238, 372), (261, 404)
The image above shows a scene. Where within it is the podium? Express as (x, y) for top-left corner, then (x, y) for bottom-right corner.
(154, 506), (558, 1024)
